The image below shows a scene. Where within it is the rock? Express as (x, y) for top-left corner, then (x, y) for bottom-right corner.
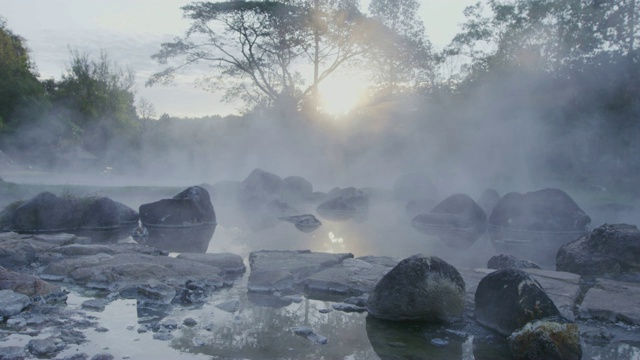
(153, 332), (174, 341)
(0, 237), (36, 269)
(177, 252), (246, 275)
(332, 303), (367, 312)
(316, 187), (369, 222)
(215, 300), (241, 313)
(488, 188), (591, 264)
(278, 214), (322, 233)
(579, 278), (640, 325)
(10, 192), (80, 232)
(54, 244), (116, 256)
(508, 318), (582, 360)
(81, 299), (108, 312)
(248, 250), (353, 293)
(477, 189), (501, 218)
(79, 197), (120, 230)
(488, 254), (541, 270)
(291, 326), (328, 345)
(474, 269), (561, 335)
(556, 223), (640, 282)
(27, 338), (60, 358)
(183, 317), (197, 326)
(0, 346), (27, 360)
(137, 279), (176, 306)
(114, 201), (139, 225)
(237, 169), (294, 231)
(303, 256), (397, 297)
(139, 186), (216, 252)
(33, 233), (78, 246)
(523, 268), (581, 321)
(90, 353), (115, 360)
(60, 353), (90, 360)
(0, 289), (30, 316)
(393, 172), (438, 204)
(367, 255), (465, 322)
(411, 193), (487, 250)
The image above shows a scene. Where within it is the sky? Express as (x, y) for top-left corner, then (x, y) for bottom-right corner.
(0, 0), (477, 118)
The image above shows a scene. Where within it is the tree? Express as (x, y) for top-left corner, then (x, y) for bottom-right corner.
(367, 0), (433, 93)
(52, 49), (138, 157)
(148, 1), (378, 112)
(0, 17), (44, 129)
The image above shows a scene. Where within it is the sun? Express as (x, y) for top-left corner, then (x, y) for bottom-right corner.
(317, 72), (369, 116)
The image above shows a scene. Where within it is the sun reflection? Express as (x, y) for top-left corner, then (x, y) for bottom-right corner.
(328, 231), (344, 244)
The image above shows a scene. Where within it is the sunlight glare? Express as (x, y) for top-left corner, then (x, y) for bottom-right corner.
(318, 73), (369, 116)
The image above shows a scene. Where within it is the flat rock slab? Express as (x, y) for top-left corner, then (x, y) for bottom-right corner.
(304, 256), (398, 297)
(459, 268), (581, 320)
(579, 278), (640, 325)
(177, 253), (246, 275)
(248, 250), (353, 293)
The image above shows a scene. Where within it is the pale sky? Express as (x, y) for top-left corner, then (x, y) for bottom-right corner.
(0, 0), (476, 117)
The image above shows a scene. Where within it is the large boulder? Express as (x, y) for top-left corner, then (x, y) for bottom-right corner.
(80, 197), (120, 230)
(9, 192), (80, 232)
(236, 169), (296, 231)
(556, 223), (640, 282)
(411, 194), (487, 250)
(316, 187), (369, 222)
(366, 255), (465, 323)
(488, 188), (590, 264)
(475, 269), (561, 335)
(139, 186), (216, 253)
(488, 254), (541, 270)
(393, 172), (438, 205)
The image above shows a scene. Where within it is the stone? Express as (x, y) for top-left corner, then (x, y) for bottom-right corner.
(0, 346), (26, 360)
(90, 353), (115, 360)
(10, 192), (80, 232)
(177, 252), (245, 274)
(303, 256), (397, 297)
(79, 197), (120, 230)
(474, 269), (561, 336)
(152, 333), (174, 341)
(27, 338), (60, 358)
(248, 250), (353, 293)
(278, 214), (322, 233)
(216, 300), (241, 313)
(579, 278), (640, 325)
(477, 189), (501, 218)
(557, 223), (640, 282)
(367, 255), (465, 322)
(0, 266), (65, 299)
(81, 298), (108, 312)
(0, 237), (37, 269)
(0, 289), (30, 317)
(488, 254), (541, 270)
(411, 193), (487, 250)
(508, 318), (582, 360)
(332, 303), (367, 312)
(291, 326), (328, 345)
(114, 201), (139, 225)
(488, 188), (590, 264)
(54, 244), (116, 256)
(316, 187), (369, 222)
(183, 317), (197, 326)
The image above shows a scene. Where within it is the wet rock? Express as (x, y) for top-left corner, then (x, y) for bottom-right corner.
(477, 189), (501, 218)
(0, 266), (65, 300)
(278, 214), (322, 233)
(0, 289), (30, 317)
(475, 269), (561, 336)
(303, 256), (397, 297)
(10, 192), (80, 232)
(291, 326), (328, 345)
(183, 317), (197, 326)
(0, 346), (27, 360)
(54, 244), (116, 256)
(139, 186), (216, 252)
(488, 254), (541, 270)
(177, 252), (246, 275)
(0, 236), (37, 269)
(79, 197), (120, 230)
(90, 353), (114, 360)
(332, 303), (367, 312)
(215, 299), (241, 313)
(114, 201), (139, 225)
(367, 255), (465, 322)
(393, 172), (438, 205)
(523, 268), (581, 321)
(137, 279), (176, 306)
(411, 193), (487, 250)
(579, 278), (640, 325)
(557, 223), (640, 282)
(27, 338), (61, 358)
(508, 318), (582, 360)
(152, 332), (174, 341)
(81, 299), (108, 312)
(316, 187), (369, 222)
(488, 189), (590, 264)
(248, 250), (353, 293)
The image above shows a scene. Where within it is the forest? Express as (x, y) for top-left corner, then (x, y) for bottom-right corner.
(1, 0), (639, 194)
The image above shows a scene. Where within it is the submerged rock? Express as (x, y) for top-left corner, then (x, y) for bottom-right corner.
(279, 214), (322, 233)
(411, 193), (487, 250)
(367, 255), (465, 322)
(508, 318), (582, 360)
(316, 187), (369, 222)
(488, 188), (590, 264)
(475, 269), (561, 336)
(556, 223), (640, 282)
(488, 254), (541, 270)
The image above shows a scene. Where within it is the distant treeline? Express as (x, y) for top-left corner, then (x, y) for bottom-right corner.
(1, 0), (639, 193)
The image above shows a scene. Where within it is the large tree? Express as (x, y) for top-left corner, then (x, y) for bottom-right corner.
(148, 1), (380, 111)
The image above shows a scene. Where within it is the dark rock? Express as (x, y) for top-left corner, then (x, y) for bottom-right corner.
(79, 197), (120, 230)
(556, 223), (640, 282)
(183, 317), (197, 326)
(367, 255), (465, 322)
(316, 187), (369, 222)
(411, 194), (487, 250)
(278, 214), (322, 233)
(27, 338), (60, 358)
(291, 326), (328, 345)
(332, 302), (367, 312)
(11, 192), (80, 232)
(488, 188), (591, 264)
(114, 201), (139, 224)
(508, 318), (582, 360)
(477, 189), (501, 218)
(176, 253), (245, 275)
(0, 289), (30, 317)
(393, 172), (438, 204)
(90, 353), (114, 360)
(475, 269), (561, 335)
(139, 186), (216, 253)
(488, 254), (541, 270)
